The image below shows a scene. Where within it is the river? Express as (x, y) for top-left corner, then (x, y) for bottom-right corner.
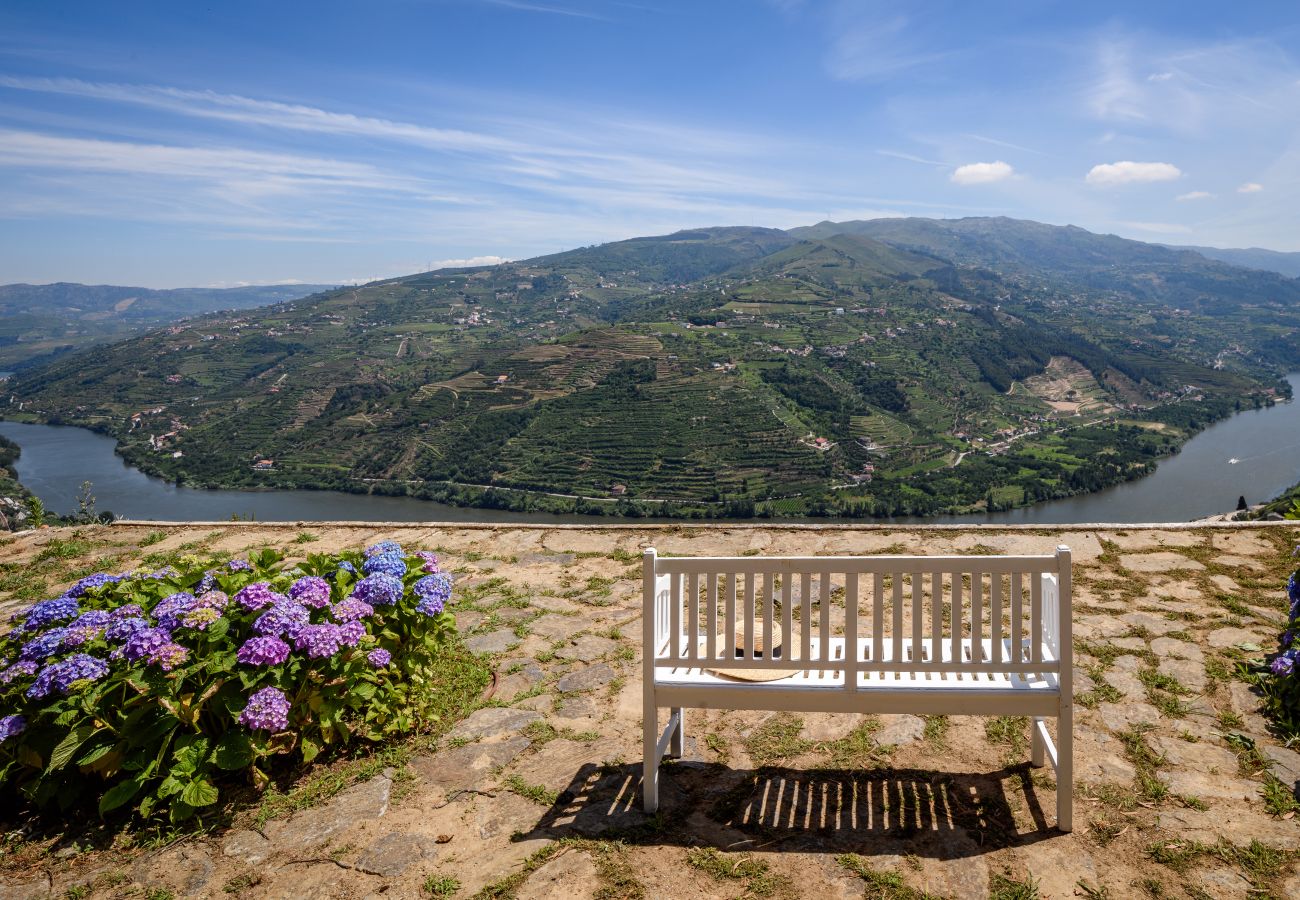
(2, 374), (1299, 524)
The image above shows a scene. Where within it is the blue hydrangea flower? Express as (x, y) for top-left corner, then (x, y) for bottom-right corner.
(111, 604), (145, 620)
(288, 576), (332, 609)
(26, 653), (109, 699)
(365, 540), (402, 558)
(1271, 650), (1296, 676)
(0, 661), (38, 683)
(152, 592), (198, 631)
(236, 636), (291, 666)
(234, 583), (284, 611)
(293, 623), (344, 659)
(20, 628), (72, 662)
(361, 553), (407, 578)
(413, 573), (453, 616)
(228, 559), (254, 572)
(335, 560), (356, 576)
(196, 571), (219, 594)
(105, 615), (149, 644)
(351, 574), (403, 607)
(0, 715), (25, 743)
(17, 597), (80, 633)
(65, 572), (122, 598)
(239, 686), (290, 731)
(253, 602), (311, 639)
(122, 627), (172, 664)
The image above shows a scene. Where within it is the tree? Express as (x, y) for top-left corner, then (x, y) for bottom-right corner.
(1237, 495), (1248, 511)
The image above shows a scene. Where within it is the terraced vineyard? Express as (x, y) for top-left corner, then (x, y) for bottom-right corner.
(5, 219), (1298, 517)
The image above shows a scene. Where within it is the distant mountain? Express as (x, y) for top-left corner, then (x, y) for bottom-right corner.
(6, 219), (1298, 519)
(1168, 245), (1300, 280)
(0, 282), (335, 371)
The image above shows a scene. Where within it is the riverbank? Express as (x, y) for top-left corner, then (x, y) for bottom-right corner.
(1, 522), (1297, 898)
(7, 374), (1300, 524)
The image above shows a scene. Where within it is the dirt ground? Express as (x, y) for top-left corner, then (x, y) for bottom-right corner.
(1, 521), (1298, 900)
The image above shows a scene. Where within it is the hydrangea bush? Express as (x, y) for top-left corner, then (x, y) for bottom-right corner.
(1254, 548), (1300, 736)
(0, 542), (456, 822)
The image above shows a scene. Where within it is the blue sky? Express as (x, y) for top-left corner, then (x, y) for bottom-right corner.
(0, 1), (1297, 287)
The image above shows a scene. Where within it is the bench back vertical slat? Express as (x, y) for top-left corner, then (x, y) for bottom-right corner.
(872, 573), (884, 665)
(782, 573), (795, 662)
(891, 575), (903, 669)
(971, 573), (983, 662)
(762, 572), (774, 660)
(687, 572), (699, 664)
(991, 575), (1003, 665)
(800, 573), (812, 663)
(911, 570), (923, 664)
(724, 573), (736, 660)
(743, 573), (755, 659)
(844, 572), (859, 689)
(1030, 572), (1043, 664)
(951, 573), (963, 665)
(1042, 574), (1058, 657)
(669, 571), (682, 661)
(930, 571), (943, 666)
(1011, 572), (1023, 662)
(706, 573), (718, 662)
(818, 571), (831, 664)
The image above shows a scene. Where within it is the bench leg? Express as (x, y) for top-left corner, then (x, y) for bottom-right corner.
(643, 696), (659, 813)
(1056, 705), (1073, 832)
(1031, 716), (1046, 767)
(668, 707), (684, 758)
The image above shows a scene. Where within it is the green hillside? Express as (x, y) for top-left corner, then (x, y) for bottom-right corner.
(4, 219), (1297, 518)
(0, 281), (335, 371)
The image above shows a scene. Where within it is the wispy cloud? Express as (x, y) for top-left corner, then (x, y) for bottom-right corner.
(1238, 182), (1264, 193)
(951, 161), (1014, 185)
(1086, 160), (1182, 186)
(1176, 190), (1213, 200)
(1119, 220), (1193, 234)
(876, 149), (947, 168)
(479, 0), (609, 21)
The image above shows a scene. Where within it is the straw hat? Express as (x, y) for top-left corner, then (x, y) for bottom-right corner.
(706, 623), (800, 682)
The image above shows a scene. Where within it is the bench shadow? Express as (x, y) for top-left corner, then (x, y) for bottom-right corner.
(513, 760), (1059, 857)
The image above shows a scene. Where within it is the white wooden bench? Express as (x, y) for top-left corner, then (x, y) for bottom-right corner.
(641, 546), (1073, 831)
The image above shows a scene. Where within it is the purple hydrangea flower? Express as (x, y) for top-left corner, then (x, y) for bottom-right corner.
(228, 559), (254, 572)
(254, 602), (311, 639)
(362, 553), (407, 578)
(0, 715), (25, 743)
(65, 573), (121, 598)
(143, 566), (180, 580)
(415, 551), (440, 574)
(293, 623), (344, 659)
(1289, 573), (1300, 606)
(152, 592), (198, 631)
(105, 615), (149, 644)
(367, 648), (391, 668)
(122, 626), (172, 663)
(338, 620), (365, 647)
(234, 582), (284, 611)
(26, 653), (109, 699)
(1271, 652), (1296, 676)
(288, 576), (332, 609)
(148, 642), (189, 672)
(20, 628), (71, 662)
(111, 604), (144, 620)
(413, 573), (453, 615)
(365, 540), (402, 558)
(236, 636), (291, 666)
(72, 610), (112, 629)
(17, 597), (80, 632)
(196, 571), (219, 594)
(61, 610), (113, 646)
(0, 661), (38, 683)
(351, 574), (403, 607)
(238, 686), (291, 732)
(330, 598), (373, 622)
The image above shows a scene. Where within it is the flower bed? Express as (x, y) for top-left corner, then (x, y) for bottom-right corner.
(0, 540), (459, 822)
(1254, 549), (1300, 737)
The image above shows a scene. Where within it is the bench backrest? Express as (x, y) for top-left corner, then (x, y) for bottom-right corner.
(642, 547), (1071, 684)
